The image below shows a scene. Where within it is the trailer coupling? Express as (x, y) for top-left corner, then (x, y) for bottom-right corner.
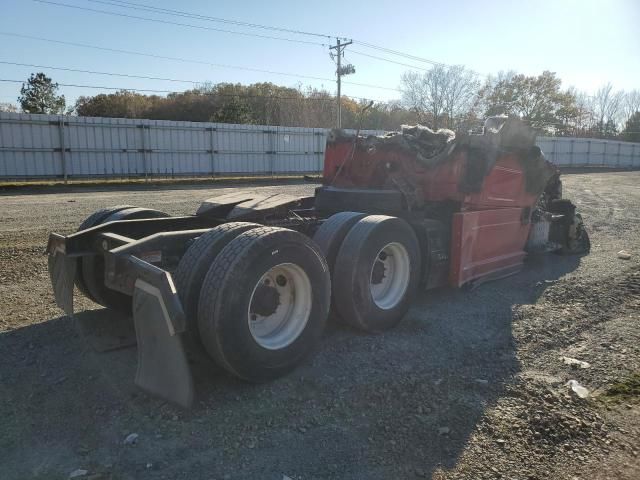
(47, 232), (194, 408)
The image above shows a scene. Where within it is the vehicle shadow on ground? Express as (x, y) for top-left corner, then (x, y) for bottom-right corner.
(0, 254), (581, 480)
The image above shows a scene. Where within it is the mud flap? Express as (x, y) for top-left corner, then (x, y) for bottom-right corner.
(47, 238), (76, 316)
(132, 279), (194, 408)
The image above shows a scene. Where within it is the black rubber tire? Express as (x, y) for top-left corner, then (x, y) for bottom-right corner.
(333, 215), (421, 333)
(573, 213), (591, 253)
(75, 205), (135, 302)
(197, 226), (331, 382)
(82, 207), (169, 312)
(173, 222), (261, 339)
(562, 213), (591, 255)
(312, 211), (367, 275)
(77, 205), (135, 231)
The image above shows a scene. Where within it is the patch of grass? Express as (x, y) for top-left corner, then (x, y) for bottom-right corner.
(602, 372), (640, 403)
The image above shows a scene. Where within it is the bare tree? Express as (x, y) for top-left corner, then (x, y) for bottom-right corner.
(622, 89), (640, 124)
(401, 65), (479, 129)
(0, 102), (18, 113)
(593, 83), (623, 132)
(401, 69), (445, 126)
(560, 88), (596, 134)
(442, 66), (480, 129)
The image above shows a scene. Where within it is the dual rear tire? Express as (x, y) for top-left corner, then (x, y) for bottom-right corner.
(314, 213), (421, 333)
(176, 225), (330, 382)
(76, 205), (169, 312)
(196, 227), (331, 382)
(182, 214), (420, 382)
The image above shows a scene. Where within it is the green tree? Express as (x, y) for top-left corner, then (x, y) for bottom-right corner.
(622, 111), (640, 142)
(209, 96), (253, 124)
(75, 90), (161, 118)
(72, 81), (416, 129)
(601, 119), (619, 139)
(479, 71), (577, 132)
(18, 73), (66, 114)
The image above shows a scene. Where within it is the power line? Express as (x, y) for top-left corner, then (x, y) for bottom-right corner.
(0, 61), (201, 85)
(36, 0), (461, 71)
(353, 40), (446, 67)
(351, 47), (490, 80)
(349, 50), (430, 72)
(30, 0), (487, 86)
(32, 0), (329, 47)
(0, 32), (328, 80)
(0, 33), (401, 93)
(85, 0), (338, 40)
(82, 0), (447, 68)
(1, 60), (401, 93)
(1, 78), (175, 94)
(0, 78), (389, 103)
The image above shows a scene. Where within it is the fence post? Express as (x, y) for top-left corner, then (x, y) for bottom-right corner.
(139, 124), (149, 181)
(551, 137), (557, 164)
(59, 116), (67, 184)
(602, 141), (607, 166)
(317, 130), (323, 174)
(616, 142), (621, 167)
(209, 127), (217, 176)
(272, 128), (278, 176)
(264, 128), (276, 177)
(584, 139), (590, 167)
(570, 139), (575, 166)
(633, 143), (637, 168)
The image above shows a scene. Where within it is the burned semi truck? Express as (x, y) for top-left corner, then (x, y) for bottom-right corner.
(47, 116), (589, 406)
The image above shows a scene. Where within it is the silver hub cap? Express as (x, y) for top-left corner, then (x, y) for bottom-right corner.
(369, 242), (411, 310)
(248, 263), (312, 350)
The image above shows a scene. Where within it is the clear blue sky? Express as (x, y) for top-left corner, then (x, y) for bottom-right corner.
(1, 0), (638, 106)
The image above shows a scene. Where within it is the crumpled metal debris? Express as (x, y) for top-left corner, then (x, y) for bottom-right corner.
(566, 379), (590, 398)
(562, 356), (591, 369)
(363, 124), (456, 166)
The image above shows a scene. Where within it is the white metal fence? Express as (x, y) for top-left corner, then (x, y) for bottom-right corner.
(537, 137), (640, 169)
(1, 112), (639, 180)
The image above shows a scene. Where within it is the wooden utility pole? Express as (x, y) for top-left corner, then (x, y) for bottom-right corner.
(329, 38), (354, 128)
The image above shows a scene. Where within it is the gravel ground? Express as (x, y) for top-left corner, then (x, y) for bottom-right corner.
(0, 173), (638, 480)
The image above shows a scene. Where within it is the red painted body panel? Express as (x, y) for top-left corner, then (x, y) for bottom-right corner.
(323, 132), (553, 288)
(463, 155), (538, 210)
(324, 141), (540, 209)
(449, 208), (531, 287)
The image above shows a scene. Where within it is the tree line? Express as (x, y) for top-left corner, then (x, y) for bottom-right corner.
(401, 67), (640, 141)
(2, 70), (639, 142)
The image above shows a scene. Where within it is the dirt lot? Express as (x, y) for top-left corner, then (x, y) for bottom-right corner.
(1, 173), (639, 480)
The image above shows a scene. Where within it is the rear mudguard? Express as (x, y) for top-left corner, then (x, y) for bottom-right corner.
(47, 233), (194, 408)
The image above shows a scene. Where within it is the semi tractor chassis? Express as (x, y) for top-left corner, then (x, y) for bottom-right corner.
(47, 117), (589, 406)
